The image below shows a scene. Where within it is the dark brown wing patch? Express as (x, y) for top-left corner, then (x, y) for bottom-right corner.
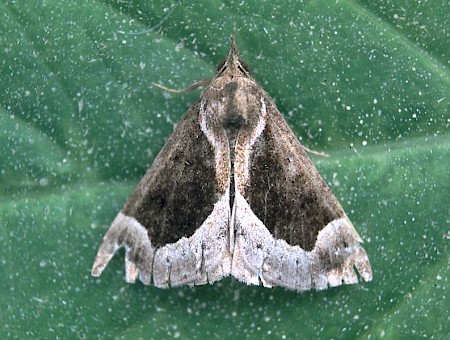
(246, 109), (344, 251)
(123, 102), (218, 248)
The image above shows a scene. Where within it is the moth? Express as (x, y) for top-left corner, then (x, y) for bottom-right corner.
(92, 37), (372, 292)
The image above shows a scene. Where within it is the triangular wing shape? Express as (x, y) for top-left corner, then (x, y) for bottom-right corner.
(231, 96), (372, 291)
(92, 101), (232, 287)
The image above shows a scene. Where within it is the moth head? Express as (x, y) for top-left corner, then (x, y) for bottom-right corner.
(216, 58), (250, 74)
(216, 36), (250, 77)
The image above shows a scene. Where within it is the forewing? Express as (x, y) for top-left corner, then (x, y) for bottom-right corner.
(231, 98), (372, 291)
(92, 101), (232, 287)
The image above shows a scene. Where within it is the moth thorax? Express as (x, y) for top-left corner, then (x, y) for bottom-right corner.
(223, 111), (245, 130)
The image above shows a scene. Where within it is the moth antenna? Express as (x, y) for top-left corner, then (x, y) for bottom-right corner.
(152, 78), (212, 93)
(302, 146), (329, 158)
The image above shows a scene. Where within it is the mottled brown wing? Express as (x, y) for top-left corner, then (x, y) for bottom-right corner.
(245, 100), (345, 251)
(231, 97), (372, 291)
(92, 101), (232, 287)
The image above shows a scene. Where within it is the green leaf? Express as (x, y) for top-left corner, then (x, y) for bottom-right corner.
(1, 0), (448, 338)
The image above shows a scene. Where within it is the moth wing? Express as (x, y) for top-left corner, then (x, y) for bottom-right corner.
(231, 98), (372, 291)
(92, 101), (232, 287)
